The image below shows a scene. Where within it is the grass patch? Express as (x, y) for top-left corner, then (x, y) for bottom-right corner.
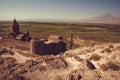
(0, 22), (120, 48)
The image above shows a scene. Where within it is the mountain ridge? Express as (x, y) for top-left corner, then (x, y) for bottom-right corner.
(82, 12), (120, 24)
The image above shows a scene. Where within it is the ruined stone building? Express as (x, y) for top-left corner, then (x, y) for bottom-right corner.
(7, 19), (31, 41)
(10, 19), (20, 35)
(30, 35), (66, 55)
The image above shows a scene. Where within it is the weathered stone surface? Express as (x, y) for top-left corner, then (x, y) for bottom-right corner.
(0, 57), (17, 80)
(0, 59), (4, 64)
(101, 48), (112, 53)
(0, 48), (8, 55)
(68, 70), (82, 80)
(48, 35), (63, 43)
(7, 74), (25, 80)
(45, 57), (67, 69)
(86, 60), (96, 70)
(30, 35), (66, 55)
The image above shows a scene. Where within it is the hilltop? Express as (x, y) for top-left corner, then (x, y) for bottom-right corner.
(0, 43), (120, 80)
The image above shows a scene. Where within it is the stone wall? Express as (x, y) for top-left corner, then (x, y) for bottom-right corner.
(30, 35), (66, 55)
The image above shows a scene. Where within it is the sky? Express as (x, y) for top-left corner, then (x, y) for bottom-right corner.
(0, 0), (120, 21)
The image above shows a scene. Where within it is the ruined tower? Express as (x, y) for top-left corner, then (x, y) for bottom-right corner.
(7, 19), (31, 41)
(10, 19), (20, 35)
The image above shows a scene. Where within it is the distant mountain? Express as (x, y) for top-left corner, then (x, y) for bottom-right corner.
(93, 12), (116, 20)
(82, 12), (120, 24)
(21, 18), (75, 23)
(20, 12), (120, 24)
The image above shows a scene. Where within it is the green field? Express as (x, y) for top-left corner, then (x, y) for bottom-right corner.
(0, 21), (120, 46)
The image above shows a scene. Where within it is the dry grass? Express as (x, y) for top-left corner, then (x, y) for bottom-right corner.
(89, 54), (101, 61)
(106, 61), (120, 71)
(101, 48), (112, 53)
(100, 61), (120, 71)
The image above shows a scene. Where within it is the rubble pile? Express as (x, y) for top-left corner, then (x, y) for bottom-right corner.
(0, 43), (120, 80)
(0, 54), (68, 80)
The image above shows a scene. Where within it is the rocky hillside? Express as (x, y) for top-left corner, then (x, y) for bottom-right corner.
(0, 43), (120, 80)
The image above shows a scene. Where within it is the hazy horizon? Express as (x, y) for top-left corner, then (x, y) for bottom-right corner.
(0, 0), (120, 21)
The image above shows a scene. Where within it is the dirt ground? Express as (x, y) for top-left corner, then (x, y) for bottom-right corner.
(0, 39), (120, 80)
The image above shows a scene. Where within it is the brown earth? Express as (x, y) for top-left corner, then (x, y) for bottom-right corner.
(0, 39), (120, 80)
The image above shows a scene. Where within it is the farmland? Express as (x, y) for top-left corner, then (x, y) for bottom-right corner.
(0, 22), (120, 49)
